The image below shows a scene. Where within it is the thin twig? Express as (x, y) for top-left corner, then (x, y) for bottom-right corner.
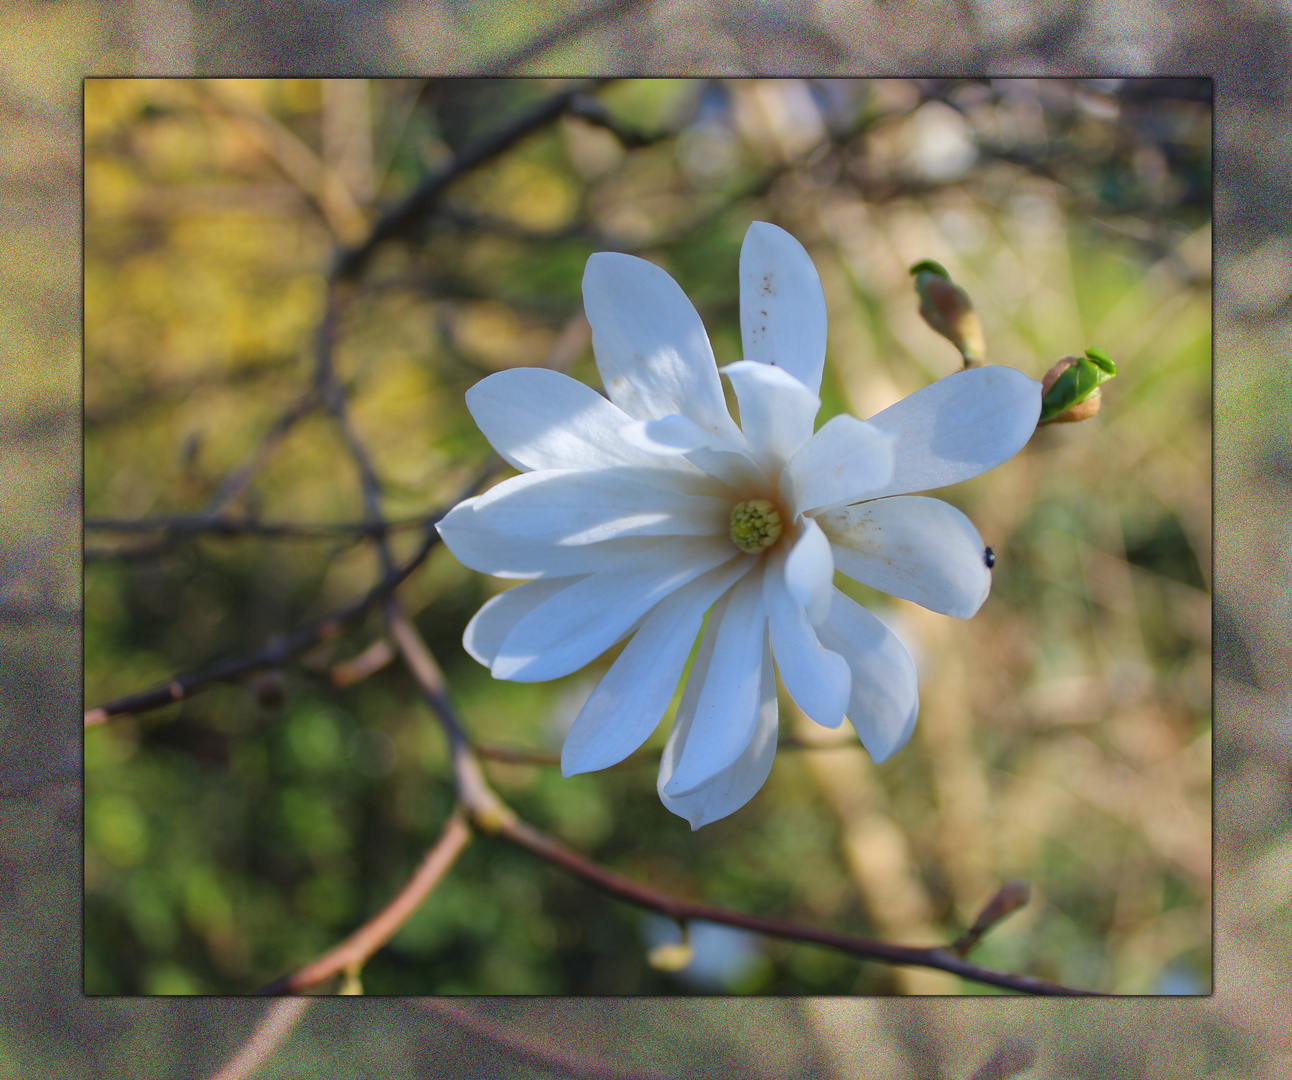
(313, 285), (395, 581)
(201, 388), (319, 518)
(951, 881), (1031, 957)
(332, 80), (602, 283)
(83, 352), (299, 429)
(385, 604), (509, 827)
(565, 93), (668, 147)
(328, 636), (397, 688)
(196, 80), (368, 244)
(412, 999), (673, 1080)
(84, 86), (597, 719)
(255, 809), (472, 995)
(383, 598), (1093, 996)
(493, 814), (1094, 996)
(201, 998), (311, 1080)
(82, 461), (500, 726)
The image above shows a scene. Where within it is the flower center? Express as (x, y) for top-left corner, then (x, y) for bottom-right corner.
(729, 498), (782, 553)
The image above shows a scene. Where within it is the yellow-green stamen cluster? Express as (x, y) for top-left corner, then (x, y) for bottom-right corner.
(729, 499), (782, 553)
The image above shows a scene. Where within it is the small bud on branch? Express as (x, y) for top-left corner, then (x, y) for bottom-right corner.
(911, 259), (986, 367)
(1039, 347), (1117, 424)
(951, 880), (1031, 956)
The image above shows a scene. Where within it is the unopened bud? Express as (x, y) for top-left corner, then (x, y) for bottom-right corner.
(1039, 346), (1116, 425)
(951, 880), (1031, 956)
(910, 259), (985, 367)
(969, 880), (1030, 935)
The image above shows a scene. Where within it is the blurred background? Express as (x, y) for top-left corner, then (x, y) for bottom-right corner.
(0, 0), (1282, 1072)
(80, 76), (1210, 997)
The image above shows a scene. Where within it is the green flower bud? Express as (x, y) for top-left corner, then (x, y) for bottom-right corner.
(1039, 347), (1117, 424)
(910, 260), (985, 367)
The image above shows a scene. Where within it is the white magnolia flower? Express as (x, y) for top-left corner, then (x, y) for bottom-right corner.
(437, 222), (1041, 829)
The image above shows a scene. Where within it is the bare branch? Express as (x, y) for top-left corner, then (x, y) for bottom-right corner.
(492, 814), (1094, 996)
(202, 389), (319, 518)
(82, 461), (499, 727)
(951, 881), (1031, 957)
(564, 93), (667, 148)
(384, 603), (511, 828)
(381, 594), (1093, 996)
(312, 286), (396, 582)
(332, 80), (603, 283)
(255, 809), (472, 995)
(196, 80), (369, 245)
(328, 636), (397, 688)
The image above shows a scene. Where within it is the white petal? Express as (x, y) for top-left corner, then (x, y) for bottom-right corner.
(815, 588), (919, 763)
(583, 252), (744, 443)
(739, 221), (828, 395)
(618, 413), (741, 456)
(660, 571), (768, 797)
(465, 367), (671, 473)
(784, 516), (834, 626)
(821, 496), (991, 618)
(438, 498), (683, 578)
(862, 366), (1041, 499)
(561, 557), (757, 776)
(719, 360), (820, 472)
(659, 636), (779, 830)
(764, 548), (850, 728)
(619, 414), (765, 491)
(463, 577), (582, 667)
(492, 536), (738, 682)
(782, 414), (894, 516)
(473, 468), (729, 545)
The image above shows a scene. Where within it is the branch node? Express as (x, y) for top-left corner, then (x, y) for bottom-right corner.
(951, 880), (1031, 956)
(468, 796), (519, 836)
(338, 964), (364, 995)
